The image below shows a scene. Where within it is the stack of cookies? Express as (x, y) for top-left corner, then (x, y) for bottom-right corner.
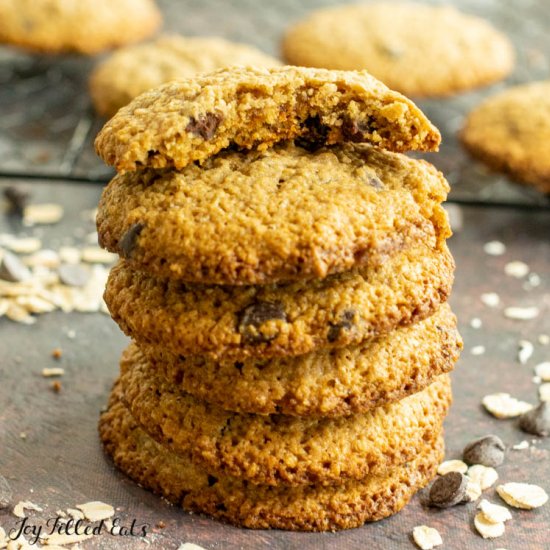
(95, 66), (462, 531)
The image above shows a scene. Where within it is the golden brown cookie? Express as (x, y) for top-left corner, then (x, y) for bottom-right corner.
(90, 35), (281, 117)
(461, 81), (550, 194)
(99, 389), (444, 531)
(94, 66), (441, 173)
(0, 0), (161, 54)
(104, 242), (454, 360)
(282, 3), (514, 97)
(119, 348), (451, 486)
(141, 304), (461, 416)
(97, 143), (450, 285)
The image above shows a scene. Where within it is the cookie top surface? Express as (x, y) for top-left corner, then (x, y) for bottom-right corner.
(105, 241), (454, 360)
(119, 344), (451, 486)
(90, 35), (281, 117)
(461, 81), (550, 194)
(142, 303), (461, 416)
(100, 389), (444, 530)
(95, 65), (441, 172)
(97, 143), (450, 285)
(282, 3), (514, 97)
(0, 0), (161, 54)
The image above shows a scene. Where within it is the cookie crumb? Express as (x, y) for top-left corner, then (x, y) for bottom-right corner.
(51, 380), (62, 393)
(51, 348), (63, 360)
(42, 367), (64, 377)
(496, 482), (549, 509)
(539, 334), (550, 345)
(471, 345), (485, 356)
(412, 525), (443, 549)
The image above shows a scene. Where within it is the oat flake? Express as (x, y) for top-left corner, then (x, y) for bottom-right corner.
(412, 526), (443, 550)
(437, 459), (468, 475)
(478, 499), (512, 523)
(497, 482), (549, 509)
(482, 393), (533, 419)
(76, 501), (114, 522)
(468, 464), (499, 490)
(474, 512), (505, 539)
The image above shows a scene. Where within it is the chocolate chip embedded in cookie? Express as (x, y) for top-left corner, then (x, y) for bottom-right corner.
(0, 0), (161, 54)
(99, 388), (445, 531)
(90, 35), (282, 117)
(282, 3), (514, 97)
(97, 143), (451, 284)
(94, 66), (441, 172)
(104, 242), (454, 360)
(461, 81), (550, 194)
(140, 304), (461, 416)
(118, 348), (452, 486)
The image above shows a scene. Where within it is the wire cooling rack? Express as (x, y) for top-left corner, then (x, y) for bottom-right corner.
(0, 0), (549, 207)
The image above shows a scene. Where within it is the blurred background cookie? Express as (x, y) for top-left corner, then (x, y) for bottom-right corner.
(0, 0), (162, 54)
(460, 81), (550, 194)
(90, 35), (281, 117)
(282, 2), (514, 97)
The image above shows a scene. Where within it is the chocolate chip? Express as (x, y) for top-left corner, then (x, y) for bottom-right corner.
(3, 185), (30, 217)
(119, 223), (144, 258)
(463, 435), (505, 467)
(327, 309), (355, 342)
(0, 251), (31, 282)
(341, 117), (376, 142)
(238, 301), (287, 344)
(519, 402), (550, 436)
(186, 113), (222, 140)
(58, 263), (90, 287)
(207, 475), (218, 487)
(428, 472), (468, 508)
(0, 474), (12, 509)
(295, 115), (330, 152)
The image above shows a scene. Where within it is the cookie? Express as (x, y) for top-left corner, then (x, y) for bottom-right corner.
(120, 347), (451, 486)
(141, 303), (461, 416)
(0, 0), (161, 55)
(105, 241), (454, 360)
(99, 389), (444, 531)
(460, 81), (550, 194)
(97, 142), (451, 284)
(282, 3), (514, 97)
(94, 65), (441, 173)
(90, 36), (281, 117)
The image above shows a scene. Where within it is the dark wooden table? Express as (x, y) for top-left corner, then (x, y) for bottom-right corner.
(0, 180), (548, 549)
